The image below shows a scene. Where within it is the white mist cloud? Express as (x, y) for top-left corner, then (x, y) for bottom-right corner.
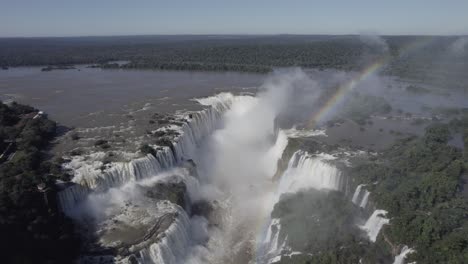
(192, 69), (325, 262)
(449, 37), (468, 55)
(359, 33), (389, 53)
(198, 69), (321, 199)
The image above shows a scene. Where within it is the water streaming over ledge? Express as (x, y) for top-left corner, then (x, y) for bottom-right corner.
(393, 245), (415, 264)
(58, 91), (395, 263)
(259, 150), (395, 263)
(359, 209), (390, 242)
(352, 184), (371, 209)
(258, 150), (345, 263)
(277, 150), (344, 195)
(57, 93), (235, 213)
(57, 93), (239, 264)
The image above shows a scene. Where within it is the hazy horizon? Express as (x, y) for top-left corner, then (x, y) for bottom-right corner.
(1, 33), (468, 39)
(2, 0), (467, 37)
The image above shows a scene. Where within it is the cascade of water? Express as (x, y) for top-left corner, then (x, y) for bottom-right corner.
(393, 246), (415, 264)
(258, 218), (287, 264)
(73, 167), (200, 264)
(134, 209), (192, 264)
(352, 184), (365, 204)
(359, 190), (370, 209)
(58, 93), (236, 213)
(277, 150), (343, 196)
(360, 209), (390, 242)
(265, 219), (282, 254)
(352, 184), (371, 209)
(57, 184), (90, 213)
(259, 150), (342, 263)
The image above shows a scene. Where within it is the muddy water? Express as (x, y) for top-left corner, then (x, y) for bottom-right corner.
(0, 66), (263, 127)
(2, 66), (465, 154)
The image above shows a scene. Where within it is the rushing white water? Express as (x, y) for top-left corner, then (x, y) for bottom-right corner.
(133, 209), (192, 264)
(352, 184), (371, 209)
(58, 93), (235, 213)
(393, 246), (415, 264)
(72, 167), (202, 264)
(62, 70), (386, 263)
(257, 150), (344, 264)
(264, 219), (282, 254)
(283, 126), (327, 138)
(360, 209), (390, 242)
(277, 150), (343, 196)
(359, 190), (370, 209)
(192, 86), (292, 263)
(261, 218), (289, 264)
(352, 184), (365, 204)
(54, 93), (242, 264)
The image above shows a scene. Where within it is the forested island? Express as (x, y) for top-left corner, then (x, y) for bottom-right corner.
(0, 101), (79, 263)
(1, 35), (467, 89)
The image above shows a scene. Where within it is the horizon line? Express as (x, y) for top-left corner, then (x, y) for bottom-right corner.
(1, 33), (467, 39)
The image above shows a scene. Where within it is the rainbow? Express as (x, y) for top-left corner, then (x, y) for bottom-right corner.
(254, 36), (438, 262)
(307, 36), (436, 128)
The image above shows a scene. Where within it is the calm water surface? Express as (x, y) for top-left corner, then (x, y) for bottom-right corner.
(0, 66), (264, 126)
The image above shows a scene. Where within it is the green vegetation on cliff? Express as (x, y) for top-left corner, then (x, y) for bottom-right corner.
(274, 116), (468, 264)
(350, 121), (468, 263)
(0, 101), (79, 263)
(273, 190), (390, 264)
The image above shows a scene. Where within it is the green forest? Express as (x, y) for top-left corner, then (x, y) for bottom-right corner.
(1, 35), (467, 89)
(0, 101), (79, 263)
(350, 119), (468, 263)
(274, 115), (468, 264)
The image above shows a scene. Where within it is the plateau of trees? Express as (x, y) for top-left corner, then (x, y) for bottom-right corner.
(1, 35), (466, 89)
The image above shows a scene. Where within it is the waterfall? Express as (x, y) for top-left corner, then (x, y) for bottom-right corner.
(59, 154), (165, 213)
(352, 184), (365, 204)
(264, 219), (282, 254)
(258, 150), (342, 264)
(393, 246), (415, 264)
(56, 183), (90, 213)
(131, 209), (192, 264)
(277, 150), (343, 196)
(359, 190), (370, 209)
(260, 218), (289, 264)
(360, 209), (389, 242)
(73, 167), (202, 264)
(57, 93), (236, 213)
(352, 184), (371, 209)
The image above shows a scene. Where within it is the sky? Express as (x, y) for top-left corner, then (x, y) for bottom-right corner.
(1, 0), (467, 37)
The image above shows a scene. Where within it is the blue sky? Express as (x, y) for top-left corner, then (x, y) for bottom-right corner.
(1, 0), (467, 37)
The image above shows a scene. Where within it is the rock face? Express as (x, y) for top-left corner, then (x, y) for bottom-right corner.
(145, 180), (187, 208)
